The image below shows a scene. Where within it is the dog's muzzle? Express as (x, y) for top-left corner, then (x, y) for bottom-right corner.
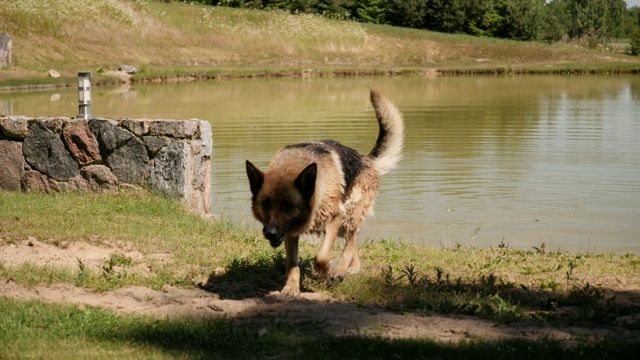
(263, 225), (284, 248)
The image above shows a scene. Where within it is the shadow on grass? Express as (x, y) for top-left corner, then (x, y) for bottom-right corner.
(110, 317), (640, 360)
(113, 247), (640, 358)
(194, 248), (640, 332)
(197, 249), (640, 328)
(3, 294), (640, 360)
(114, 280), (640, 359)
(4, 259), (640, 359)
(197, 251), (315, 299)
(354, 266), (640, 329)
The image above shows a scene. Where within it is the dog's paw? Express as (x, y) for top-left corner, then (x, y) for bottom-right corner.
(280, 285), (301, 297)
(329, 268), (347, 281)
(347, 264), (361, 275)
(330, 264), (360, 281)
(313, 260), (332, 278)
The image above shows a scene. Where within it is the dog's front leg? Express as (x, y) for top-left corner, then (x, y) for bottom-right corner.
(332, 229), (361, 279)
(313, 214), (342, 278)
(281, 235), (300, 297)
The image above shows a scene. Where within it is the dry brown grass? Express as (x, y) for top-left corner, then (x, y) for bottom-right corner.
(1, 0), (639, 83)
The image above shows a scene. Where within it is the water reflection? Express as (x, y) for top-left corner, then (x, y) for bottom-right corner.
(0, 98), (12, 116)
(1, 76), (638, 253)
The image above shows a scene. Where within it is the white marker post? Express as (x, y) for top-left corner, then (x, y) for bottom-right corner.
(76, 72), (93, 119)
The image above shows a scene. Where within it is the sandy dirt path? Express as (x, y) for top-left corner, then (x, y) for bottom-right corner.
(1, 239), (638, 343)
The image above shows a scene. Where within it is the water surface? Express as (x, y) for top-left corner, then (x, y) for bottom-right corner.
(2, 76), (639, 253)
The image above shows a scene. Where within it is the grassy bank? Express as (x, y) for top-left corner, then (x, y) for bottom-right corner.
(1, 191), (639, 358)
(1, 0), (640, 89)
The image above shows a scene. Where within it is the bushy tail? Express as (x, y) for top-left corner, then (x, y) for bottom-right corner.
(368, 90), (404, 175)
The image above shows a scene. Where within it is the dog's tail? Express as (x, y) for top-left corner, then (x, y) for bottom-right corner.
(368, 90), (404, 175)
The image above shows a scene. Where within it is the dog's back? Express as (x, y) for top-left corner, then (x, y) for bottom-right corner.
(271, 90), (404, 235)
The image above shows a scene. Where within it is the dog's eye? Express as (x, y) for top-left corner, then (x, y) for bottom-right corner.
(280, 200), (294, 212)
(261, 198), (271, 210)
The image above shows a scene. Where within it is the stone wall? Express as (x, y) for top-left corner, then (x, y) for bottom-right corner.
(0, 33), (11, 67)
(0, 116), (212, 214)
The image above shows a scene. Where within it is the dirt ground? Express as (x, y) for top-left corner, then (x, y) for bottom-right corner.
(1, 238), (639, 343)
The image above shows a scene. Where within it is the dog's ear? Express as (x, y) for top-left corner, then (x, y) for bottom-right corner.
(294, 163), (317, 201)
(246, 160), (264, 196)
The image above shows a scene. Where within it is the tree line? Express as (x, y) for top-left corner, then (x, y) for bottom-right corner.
(184, 0), (640, 54)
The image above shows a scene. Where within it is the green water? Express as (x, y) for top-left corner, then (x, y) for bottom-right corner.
(2, 75), (639, 252)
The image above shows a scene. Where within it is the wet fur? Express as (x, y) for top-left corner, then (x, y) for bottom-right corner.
(246, 90), (404, 296)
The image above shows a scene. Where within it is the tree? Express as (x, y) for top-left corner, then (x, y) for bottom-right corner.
(423, 0), (504, 37)
(424, 0), (467, 33)
(604, 0), (628, 38)
(463, 0), (503, 36)
(567, 0), (610, 41)
(352, 0), (386, 23)
(542, 1), (569, 43)
(384, 0), (428, 29)
(502, 0), (544, 41)
(288, 0), (319, 13)
(631, 26), (640, 55)
(621, 5), (640, 38)
(316, 0), (355, 18)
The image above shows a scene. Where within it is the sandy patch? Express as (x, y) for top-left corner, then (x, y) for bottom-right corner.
(0, 238), (157, 275)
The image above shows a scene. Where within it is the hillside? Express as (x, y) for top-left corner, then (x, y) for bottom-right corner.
(1, 0), (640, 86)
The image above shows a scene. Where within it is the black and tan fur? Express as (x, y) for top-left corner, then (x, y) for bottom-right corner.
(245, 90), (404, 296)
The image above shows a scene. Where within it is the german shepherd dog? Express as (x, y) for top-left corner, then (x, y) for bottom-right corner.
(245, 90), (404, 296)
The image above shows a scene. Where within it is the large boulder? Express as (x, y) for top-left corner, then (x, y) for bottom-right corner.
(20, 170), (50, 193)
(198, 120), (213, 157)
(149, 141), (191, 198)
(191, 120), (212, 213)
(194, 159), (211, 214)
(62, 120), (102, 165)
(22, 120), (79, 181)
(118, 64), (137, 74)
(148, 120), (198, 138)
(104, 70), (132, 83)
(49, 175), (89, 192)
(81, 165), (118, 192)
(0, 140), (23, 190)
(106, 136), (149, 185)
(142, 136), (167, 158)
(0, 116), (30, 139)
(89, 118), (134, 154)
(89, 118), (149, 185)
(122, 118), (149, 136)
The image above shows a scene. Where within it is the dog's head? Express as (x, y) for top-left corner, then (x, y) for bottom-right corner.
(245, 160), (316, 248)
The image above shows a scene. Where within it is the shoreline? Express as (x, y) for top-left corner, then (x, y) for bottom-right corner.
(3, 65), (640, 93)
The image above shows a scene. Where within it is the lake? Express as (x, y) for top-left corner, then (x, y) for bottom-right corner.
(2, 75), (639, 253)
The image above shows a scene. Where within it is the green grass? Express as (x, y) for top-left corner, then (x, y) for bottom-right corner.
(1, 296), (639, 360)
(0, 190), (256, 256)
(1, 191), (639, 357)
(309, 239), (640, 326)
(0, 191), (277, 293)
(1, 191), (639, 325)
